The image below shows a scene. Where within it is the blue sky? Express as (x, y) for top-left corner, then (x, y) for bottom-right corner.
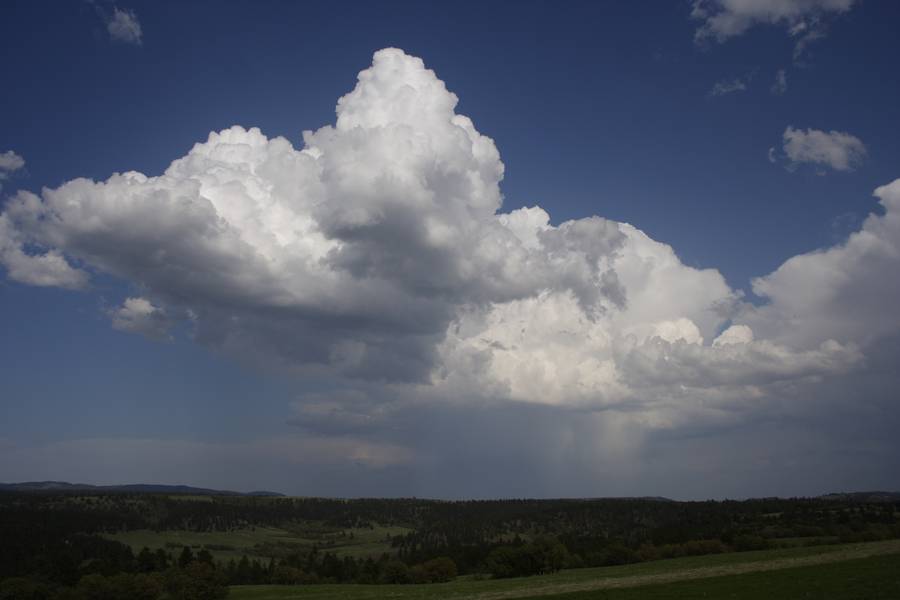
(1, 0), (899, 498)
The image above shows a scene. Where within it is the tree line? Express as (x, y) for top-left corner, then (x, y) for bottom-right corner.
(2, 491), (898, 598)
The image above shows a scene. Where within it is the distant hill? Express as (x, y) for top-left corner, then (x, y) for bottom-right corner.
(3, 482), (898, 502)
(819, 491), (900, 503)
(0, 481), (284, 497)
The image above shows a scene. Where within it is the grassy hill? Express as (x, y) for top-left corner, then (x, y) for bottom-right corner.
(230, 539), (900, 600)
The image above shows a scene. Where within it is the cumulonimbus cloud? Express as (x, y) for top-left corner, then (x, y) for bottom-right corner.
(0, 48), (895, 421)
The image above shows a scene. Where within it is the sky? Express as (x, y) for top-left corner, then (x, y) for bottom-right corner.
(1, 0), (899, 499)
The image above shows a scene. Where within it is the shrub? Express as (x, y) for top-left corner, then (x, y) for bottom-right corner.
(271, 566), (307, 585)
(0, 578), (55, 600)
(485, 538), (569, 578)
(732, 534), (772, 552)
(409, 557), (457, 583)
(378, 560), (409, 584)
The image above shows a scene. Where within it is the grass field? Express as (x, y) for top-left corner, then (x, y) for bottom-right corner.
(105, 523), (411, 561)
(229, 539), (900, 600)
(505, 553), (900, 600)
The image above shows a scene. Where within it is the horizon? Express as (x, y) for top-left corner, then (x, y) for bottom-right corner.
(4, 478), (899, 502)
(2, 1), (900, 500)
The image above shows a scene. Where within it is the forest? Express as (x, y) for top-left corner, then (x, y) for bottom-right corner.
(1, 490), (898, 599)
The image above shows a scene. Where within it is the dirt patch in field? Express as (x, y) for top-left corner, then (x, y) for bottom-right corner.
(475, 540), (900, 600)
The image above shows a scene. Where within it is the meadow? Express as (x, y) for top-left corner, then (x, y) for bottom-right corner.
(230, 538), (900, 599)
(105, 522), (412, 562)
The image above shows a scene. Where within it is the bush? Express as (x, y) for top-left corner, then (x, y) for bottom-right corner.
(76, 573), (163, 600)
(271, 566), (307, 585)
(637, 543), (660, 562)
(0, 578), (55, 600)
(164, 563), (227, 600)
(409, 557), (457, 583)
(378, 560), (409, 584)
(601, 544), (637, 566)
(485, 538), (569, 578)
(682, 539), (726, 556)
(732, 534), (772, 552)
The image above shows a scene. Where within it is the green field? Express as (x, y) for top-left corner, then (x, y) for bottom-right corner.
(510, 554), (900, 599)
(229, 539), (900, 600)
(105, 523), (412, 562)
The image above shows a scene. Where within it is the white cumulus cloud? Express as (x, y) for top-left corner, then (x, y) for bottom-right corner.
(0, 48), (895, 434)
(742, 180), (900, 348)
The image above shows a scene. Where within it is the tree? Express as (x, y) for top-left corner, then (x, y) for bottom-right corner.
(235, 555), (251, 585)
(530, 537), (569, 574)
(409, 557), (457, 583)
(75, 573), (163, 600)
(485, 538), (568, 578)
(378, 560), (409, 584)
(177, 547), (195, 569)
(0, 578), (55, 600)
(164, 563), (227, 600)
(137, 547), (157, 573)
(154, 549), (170, 571)
(484, 546), (520, 578)
(271, 566), (306, 585)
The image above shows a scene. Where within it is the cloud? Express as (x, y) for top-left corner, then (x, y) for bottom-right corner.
(691, 0), (857, 43)
(0, 435), (418, 494)
(103, 6), (143, 45)
(742, 180), (900, 348)
(770, 69), (788, 95)
(0, 49), (627, 385)
(790, 19), (829, 63)
(1, 48), (898, 477)
(109, 297), (173, 340)
(709, 77), (749, 96)
(0, 150), (25, 174)
(0, 214), (89, 289)
(0, 150), (25, 192)
(691, 0), (856, 62)
(773, 126), (866, 172)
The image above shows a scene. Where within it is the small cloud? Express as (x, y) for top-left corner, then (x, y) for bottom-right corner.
(770, 69), (788, 95)
(0, 150), (25, 191)
(709, 77), (748, 97)
(105, 6), (143, 45)
(791, 19), (829, 63)
(109, 297), (172, 340)
(774, 126), (867, 172)
(0, 151), (25, 173)
(691, 0), (857, 44)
